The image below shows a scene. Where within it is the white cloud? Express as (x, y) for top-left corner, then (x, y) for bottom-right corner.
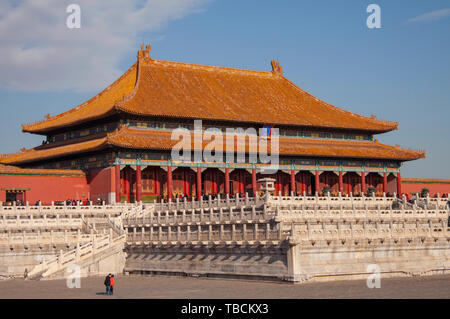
(0, 0), (209, 92)
(408, 8), (450, 23)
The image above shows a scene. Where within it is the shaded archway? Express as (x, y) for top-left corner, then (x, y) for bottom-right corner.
(366, 172), (383, 195)
(344, 172), (361, 195)
(141, 166), (163, 202)
(320, 171), (339, 195)
(120, 165), (136, 203)
(230, 169), (251, 195)
(387, 173), (397, 196)
(173, 167), (196, 198)
(202, 168), (225, 195)
(296, 171), (314, 195)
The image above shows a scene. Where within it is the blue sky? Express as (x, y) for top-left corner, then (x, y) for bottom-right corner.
(0, 0), (449, 178)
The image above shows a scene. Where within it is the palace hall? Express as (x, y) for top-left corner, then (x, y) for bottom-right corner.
(0, 44), (426, 204)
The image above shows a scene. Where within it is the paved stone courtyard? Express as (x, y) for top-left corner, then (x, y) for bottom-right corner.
(0, 274), (449, 299)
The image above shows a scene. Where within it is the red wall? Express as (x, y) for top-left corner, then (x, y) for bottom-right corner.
(402, 181), (450, 197)
(88, 167), (115, 204)
(0, 174), (89, 205)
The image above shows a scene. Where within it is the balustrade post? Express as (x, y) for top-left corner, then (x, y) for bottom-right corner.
(50, 229), (54, 246)
(186, 225), (190, 241)
(198, 225), (201, 241)
(251, 205), (256, 219)
(92, 231), (96, 254)
(240, 206), (245, 220)
(254, 223), (258, 240)
(75, 242), (80, 263)
(231, 224), (235, 241)
(58, 250), (63, 267)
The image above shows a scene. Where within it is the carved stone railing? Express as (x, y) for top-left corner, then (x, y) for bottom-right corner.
(0, 216), (83, 231)
(27, 233), (126, 279)
(0, 230), (97, 247)
(282, 220), (449, 243)
(0, 204), (124, 217)
(150, 194), (265, 212)
(125, 223), (281, 244)
(123, 204), (271, 227)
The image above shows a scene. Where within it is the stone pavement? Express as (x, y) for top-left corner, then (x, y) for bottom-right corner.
(0, 274), (449, 299)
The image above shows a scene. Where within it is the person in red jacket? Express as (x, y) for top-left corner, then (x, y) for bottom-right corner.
(110, 274), (115, 295)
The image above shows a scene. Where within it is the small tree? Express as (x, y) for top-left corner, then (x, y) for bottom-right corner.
(420, 188), (430, 198)
(322, 186), (332, 196)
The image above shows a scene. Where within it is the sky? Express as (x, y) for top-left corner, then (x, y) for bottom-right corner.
(0, 0), (449, 178)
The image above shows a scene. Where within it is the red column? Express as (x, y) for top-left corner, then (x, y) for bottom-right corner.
(167, 166), (173, 201)
(136, 165), (142, 203)
(196, 167), (202, 199)
(155, 168), (161, 196)
(315, 171), (320, 195)
(239, 171), (245, 194)
(225, 168), (230, 195)
(346, 174), (351, 195)
(252, 169), (257, 196)
(361, 172), (366, 195)
(397, 172), (402, 198)
(183, 170), (191, 197)
(276, 173), (281, 195)
(115, 165), (121, 203)
(290, 170), (296, 195)
(212, 170), (218, 194)
(383, 172), (388, 194)
(338, 171), (343, 194)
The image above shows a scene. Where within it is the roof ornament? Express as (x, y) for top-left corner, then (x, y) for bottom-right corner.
(45, 114), (51, 120)
(137, 43), (151, 59)
(271, 60), (283, 76)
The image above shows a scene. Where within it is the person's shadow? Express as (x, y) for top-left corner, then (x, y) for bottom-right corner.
(95, 292), (110, 295)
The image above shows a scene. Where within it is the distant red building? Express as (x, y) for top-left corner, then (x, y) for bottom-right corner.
(0, 44), (430, 204)
(402, 178), (450, 197)
(0, 164), (89, 205)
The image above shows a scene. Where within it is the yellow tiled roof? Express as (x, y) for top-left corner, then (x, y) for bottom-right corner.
(22, 46), (398, 134)
(0, 127), (423, 165)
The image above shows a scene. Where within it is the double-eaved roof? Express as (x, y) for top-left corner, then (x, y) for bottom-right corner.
(22, 45), (398, 134)
(2, 44), (423, 166)
(0, 126), (425, 166)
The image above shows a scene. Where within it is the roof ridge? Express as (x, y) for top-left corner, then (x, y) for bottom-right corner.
(139, 57), (276, 77)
